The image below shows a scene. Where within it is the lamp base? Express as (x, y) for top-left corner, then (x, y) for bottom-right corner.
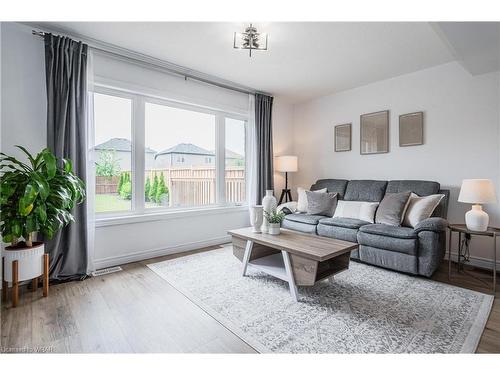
(465, 204), (489, 232)
(278, 189), (293, 205)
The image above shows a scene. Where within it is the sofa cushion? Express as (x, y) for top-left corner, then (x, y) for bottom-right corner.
(305, 191), (338, 216)
(317, 224), (358, 243)
(403, 193), (445, 228)
(284, 213), (327, 225)
(318, 217), (371, 229)
(333, 200), (379, 223)
(310, 179), (349, 199)
(386, 180), (440, 196)
(359, 223), (417, 239)
(297, 187), (327, 212)
(282, 219), (317, 234)
(375, 191), (412, 226)
(344, 180), (388, 202)
(357, 225), (417, 255)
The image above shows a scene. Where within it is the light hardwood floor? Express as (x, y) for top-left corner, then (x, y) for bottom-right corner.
(1, 246), (499, 353)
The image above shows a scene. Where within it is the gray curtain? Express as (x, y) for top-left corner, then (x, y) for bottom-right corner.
(44, 33), (89, 281)
(255, 93), (274, 203)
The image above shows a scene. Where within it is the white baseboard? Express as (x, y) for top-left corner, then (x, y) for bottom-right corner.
(92, 235), (231, 270)
(446, 252), (500, 271)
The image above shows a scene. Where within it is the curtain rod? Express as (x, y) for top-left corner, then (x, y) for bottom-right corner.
(32, 29), (268, 97)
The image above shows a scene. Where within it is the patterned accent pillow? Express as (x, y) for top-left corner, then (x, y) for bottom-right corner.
(333, 200), (379, 223)
(403, 193), (445, 228)
(297, 187), (327, 212)
(305, 191), (338, 216)
(375, 191), (412, 226)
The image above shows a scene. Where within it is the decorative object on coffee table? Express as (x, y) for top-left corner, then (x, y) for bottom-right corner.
(334, 123), (352, 152)
(360, 110), (389, 154)
(275, 156), (298, 204)
(261, 190), (277, 233)
(263, 209), (286, 235)
(458, 179), (497, 232)
(399, 112), (424, 146)
(229, 227), (358, 301)
(448, 224), (498, 294)
(249, 205), (264, 233)
(0, 146), (86, 307)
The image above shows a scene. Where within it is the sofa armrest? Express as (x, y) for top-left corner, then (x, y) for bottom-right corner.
(277, 201), (297, 215)
(414, 217), (448, 233)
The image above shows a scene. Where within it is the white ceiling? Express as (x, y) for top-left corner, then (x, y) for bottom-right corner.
(37, 22), (460, 103)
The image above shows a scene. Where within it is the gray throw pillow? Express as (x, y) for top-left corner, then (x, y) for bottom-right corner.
(375, 191), (412, 226)
(305, 191), (338, 216)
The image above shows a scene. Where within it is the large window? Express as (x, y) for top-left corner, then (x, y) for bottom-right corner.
(92, 88), (247, 216)
(93, 93), (133, 213)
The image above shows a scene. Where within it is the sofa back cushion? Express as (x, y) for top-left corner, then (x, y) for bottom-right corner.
(386, 180), (440, 196)
(310, 179), (349, 199)
(344, 180), (387, 202)
(386, 180), (449, 218)
(333, 200), (379, 223)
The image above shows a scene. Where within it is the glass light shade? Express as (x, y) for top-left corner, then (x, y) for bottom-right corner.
(458, 179), (497, 204)
(275, 155), (298, 172)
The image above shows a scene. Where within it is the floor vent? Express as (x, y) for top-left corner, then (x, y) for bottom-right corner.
(91, 266), (123, 277)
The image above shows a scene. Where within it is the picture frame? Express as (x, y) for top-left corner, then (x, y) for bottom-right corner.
(360, 110), (389, 154)
(334, 123), (352, 152)
(399, 111), (424, 147)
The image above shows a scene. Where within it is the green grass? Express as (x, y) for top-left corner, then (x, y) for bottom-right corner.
(95, 194), (163, 213)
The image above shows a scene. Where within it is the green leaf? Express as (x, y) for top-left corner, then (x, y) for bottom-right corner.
(19, 184), (38, 216)
(62, 158), (73, 174)
(15, 145), (36, 168)
(35, 204), (47, 223)
(31, 172), (50, 200)
(42, 149), (57, 179)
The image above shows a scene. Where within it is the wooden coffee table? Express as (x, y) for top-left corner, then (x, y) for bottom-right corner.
(228, 227), (358, 301)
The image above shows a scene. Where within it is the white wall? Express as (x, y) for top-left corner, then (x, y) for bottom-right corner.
(1, 23), (46, 159)
(291, 62), (500, 264)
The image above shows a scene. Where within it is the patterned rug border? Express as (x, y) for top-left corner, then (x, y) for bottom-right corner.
(147, 247), (494, 354)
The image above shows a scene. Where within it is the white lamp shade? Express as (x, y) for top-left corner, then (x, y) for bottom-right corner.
(458, 179), (497, 204)
(275, 155), (298, 172)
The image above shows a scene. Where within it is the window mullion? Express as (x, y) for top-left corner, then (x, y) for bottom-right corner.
(216, 115), (225, 205)
(133, 96), (146, 213)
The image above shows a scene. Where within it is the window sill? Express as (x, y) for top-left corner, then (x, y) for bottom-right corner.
(95, 205), (249, 228)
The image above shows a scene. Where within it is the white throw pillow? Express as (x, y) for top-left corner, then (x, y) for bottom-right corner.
(296, 187), (327, 212)
(403, 193), (445, 228)
(333, 200), (379, 223)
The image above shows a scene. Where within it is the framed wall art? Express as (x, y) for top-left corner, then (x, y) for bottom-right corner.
(334, 123), (352, 152)
(360, 110), (389, 155)
(399, 111), (424, 146)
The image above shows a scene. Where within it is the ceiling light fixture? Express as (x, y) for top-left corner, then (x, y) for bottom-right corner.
(233, 23), (268, 57)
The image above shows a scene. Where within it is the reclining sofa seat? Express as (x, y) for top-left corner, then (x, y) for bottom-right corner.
(282, 179), (450, 277)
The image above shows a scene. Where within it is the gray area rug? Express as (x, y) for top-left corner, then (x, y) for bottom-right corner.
(148, 246), (493, 353)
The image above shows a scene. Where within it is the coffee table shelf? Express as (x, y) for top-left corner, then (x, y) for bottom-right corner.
(248, 253), (288, 280)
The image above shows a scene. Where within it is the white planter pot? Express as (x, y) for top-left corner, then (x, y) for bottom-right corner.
(2, 242), (45, 282)
(261, 190), (277, 233)
(268, 223), (281, 235)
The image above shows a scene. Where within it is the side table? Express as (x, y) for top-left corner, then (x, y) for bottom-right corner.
(448, 224), (498, 294)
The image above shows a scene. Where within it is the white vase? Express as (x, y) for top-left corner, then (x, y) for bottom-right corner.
(249, 205), (264, 233)
(2, 242), (45, 282)
(261, 190), (277, 233)
(268, 223), (281, 235)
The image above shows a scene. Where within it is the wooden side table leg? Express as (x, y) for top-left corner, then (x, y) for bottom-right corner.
(12, 260), (19, 308)
(493, 234), (496, 295)
(2, 257), (8, 303)
(32, 278), (38, 292)
(448, 229), (452, 280)
(43, 254), (49, 297)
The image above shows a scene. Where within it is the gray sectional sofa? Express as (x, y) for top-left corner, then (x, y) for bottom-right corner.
(282, 179), (450, 277)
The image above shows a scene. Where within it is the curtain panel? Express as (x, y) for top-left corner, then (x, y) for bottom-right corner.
(254, 93), (274, 203)
(44, 33), (89, 281)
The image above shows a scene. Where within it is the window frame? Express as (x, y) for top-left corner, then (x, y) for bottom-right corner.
(91, 84), (249, 220)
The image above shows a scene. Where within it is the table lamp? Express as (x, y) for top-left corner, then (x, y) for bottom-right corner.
(458, 179), (497, 231)
(275, 155), (298, 205)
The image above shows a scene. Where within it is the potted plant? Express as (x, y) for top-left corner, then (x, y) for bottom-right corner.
(263, 209), (286, 235)
(0, 146), (85, 301)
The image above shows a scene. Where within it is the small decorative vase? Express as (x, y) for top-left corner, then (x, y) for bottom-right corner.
(261, 190), (277, 233)
(249, 205), (264, 233)
(268, 223), (281, 235)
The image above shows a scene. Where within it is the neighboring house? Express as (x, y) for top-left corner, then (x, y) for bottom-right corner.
(154, 143), (244, 168)
(94, 138), (157, 171)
